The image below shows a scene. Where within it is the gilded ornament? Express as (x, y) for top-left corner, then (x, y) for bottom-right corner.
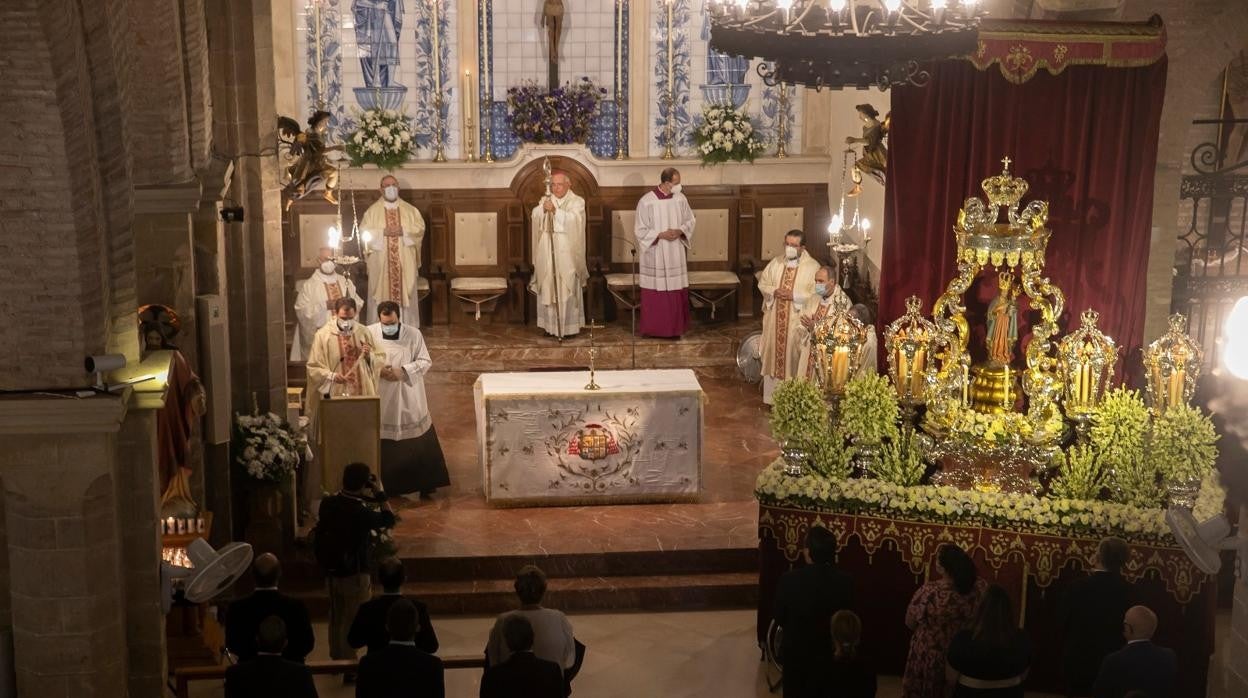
(1142, 314), (1203, 413)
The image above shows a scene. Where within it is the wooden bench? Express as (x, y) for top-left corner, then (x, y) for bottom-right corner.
(450, 277), (508, 321)
(173, 655), (487, 697)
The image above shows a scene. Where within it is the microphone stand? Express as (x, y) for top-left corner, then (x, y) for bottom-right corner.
(609, 235), (639, 370)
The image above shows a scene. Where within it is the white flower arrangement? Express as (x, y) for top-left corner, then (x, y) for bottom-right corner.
(234, 412), (308, 482)
(346, 108), (415, 169)
(755, 459), (1227, 543)
(693, 103), (765, 165)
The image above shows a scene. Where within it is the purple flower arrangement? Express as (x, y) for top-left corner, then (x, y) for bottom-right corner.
(506, 77), (607, 144)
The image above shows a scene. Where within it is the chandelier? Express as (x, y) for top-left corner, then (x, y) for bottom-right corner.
(706, 0), (985, 90)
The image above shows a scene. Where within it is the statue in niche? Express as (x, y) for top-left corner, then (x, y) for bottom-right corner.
(353, 0), (404, 89)
(845, 103), (889, 197)
(698, 16), (750, 108)
(278, 110), (345, 207)
(138, 304), (207, 519)
(985, 272), (1020, 365)
(543, 0), (565, 89)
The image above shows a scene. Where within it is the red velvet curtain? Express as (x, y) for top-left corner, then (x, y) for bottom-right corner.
(879, 58), (1167, 376)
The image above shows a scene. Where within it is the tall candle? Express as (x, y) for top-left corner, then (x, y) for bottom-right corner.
(1167, 368), (1185, 409)
(910, 348), (926, 397)
(831, 346), (849, 391)
(896, 349), (909, 397)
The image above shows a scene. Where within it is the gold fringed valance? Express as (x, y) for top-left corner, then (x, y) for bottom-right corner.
(966, 15), (1167, 85)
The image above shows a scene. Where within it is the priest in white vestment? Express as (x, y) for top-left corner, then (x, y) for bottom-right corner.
(361, 174), (425, 325)
(851, 303), (879, 376)
(795, 266), (852, 381)
(290, 247), (364, 361)
(368, 301), (449, 498)
(304, 298), (384, 499)
(634, 167), (697, 338)
(757, 230), (820, 405)
(529, 170), (588, 338)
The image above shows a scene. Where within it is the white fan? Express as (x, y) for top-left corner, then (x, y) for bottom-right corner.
(1166, 507), (1245, 575)
(737, 332), (764, 384)
(161, 538), (254, 613)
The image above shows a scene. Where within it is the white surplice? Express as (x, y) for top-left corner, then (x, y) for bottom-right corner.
(529, 190), (588, 336)
(634, 189), (696, 291)
(367, 322), (433, 441)
(290, 270), (363, 361)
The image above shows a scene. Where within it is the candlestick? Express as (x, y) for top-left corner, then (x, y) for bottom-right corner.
(776, 82), (789, 159)
(430, 0), (446, 162)
(662, 0), (675, 160)
(463, 69), (476, 162)
(614, 0), (627, 160)
(479, 0), (494, 163)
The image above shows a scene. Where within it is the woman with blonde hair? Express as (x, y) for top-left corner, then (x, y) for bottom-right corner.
(819, 610), (877, 697)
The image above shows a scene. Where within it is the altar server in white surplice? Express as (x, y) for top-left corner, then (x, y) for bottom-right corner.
(291, 247), (364, 361)
(368, 301), (449, 499)
(361, 174), (425, 325)
(529, 170), (588, 338)
(757, 230), (820, 405)
(635, 167), (697, 338)
(795, 266), (853, 381)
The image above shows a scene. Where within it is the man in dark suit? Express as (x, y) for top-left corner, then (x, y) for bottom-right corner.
(225, 553), (315, 662)
(1092, 605), (1177, 698)
(480, 615), (565, 698)
(1063, 537), (1132, 696)
(349, 556), (438, 655)
(772, 525), (853, 698)
(225, 616), (318, 698)
(356, 599), (445, 698)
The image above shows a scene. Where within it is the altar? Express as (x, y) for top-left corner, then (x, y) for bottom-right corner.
(473, 369), (704, 507)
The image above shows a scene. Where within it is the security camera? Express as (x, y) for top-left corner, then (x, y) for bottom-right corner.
(85, 354), (126, 391)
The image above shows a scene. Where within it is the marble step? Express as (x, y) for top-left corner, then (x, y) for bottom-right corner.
(293, 571), (759, 618)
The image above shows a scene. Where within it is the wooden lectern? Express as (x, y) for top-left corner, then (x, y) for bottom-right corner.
(318, 395), (381, 491)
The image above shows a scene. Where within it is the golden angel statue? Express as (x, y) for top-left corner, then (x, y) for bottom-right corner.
(845, 104), (889, 197)
(277, 110), (345, 207)
(986, 272), (1020, 365)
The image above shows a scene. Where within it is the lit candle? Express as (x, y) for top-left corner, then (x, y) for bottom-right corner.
(1078, 363), (1092, 404)
(897, 349), (909, 397)
(911, 348), (926, 397)
(196, 517), (205, 533)
(831, 346), (850, 391)
(1167, 368), (1185, 409)
(1003, 365), (1011, 408)
(165, 517), (176, 535)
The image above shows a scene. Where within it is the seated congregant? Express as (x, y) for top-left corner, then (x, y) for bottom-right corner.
(224, 616), (318, 698)
(946, 585), (1031, 697)
(818, 609), (877, 698)
(225, 553), (315, 663)
(1062, 537), (1131, 696)
(1091, 605), (1176, 698)
(349, 556), (439, 655)
(772, 525), (854, 698)
(356, 599), (445, 698)
(485, 565), (576, 674)
(480, 615), (565, 698)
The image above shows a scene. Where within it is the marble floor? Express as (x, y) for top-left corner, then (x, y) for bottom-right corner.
(389, 367), (776, 559)
(188, 610), (1067, 698)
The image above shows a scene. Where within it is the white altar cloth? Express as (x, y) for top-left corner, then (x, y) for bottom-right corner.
(473, 369), (704, 506)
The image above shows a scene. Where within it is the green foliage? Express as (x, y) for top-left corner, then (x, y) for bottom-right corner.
(1090, 388), (1159, 507)
(1151, 403), (1219, 483)
(809, 431), (855, 480)
(1050, 443), (1107, 501)
(872, 436), (927, 487)
(840, 373), (900, 446)
(770, 378), (828, 446)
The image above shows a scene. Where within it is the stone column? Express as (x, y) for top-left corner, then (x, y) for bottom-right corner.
(0, 394), (131, 698)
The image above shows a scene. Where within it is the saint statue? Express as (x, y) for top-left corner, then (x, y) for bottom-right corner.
(353, 0), (404, 89)
(845, 104), (889, 197)
(278, 110), (346, 207)
(986, 272), (1020, 365)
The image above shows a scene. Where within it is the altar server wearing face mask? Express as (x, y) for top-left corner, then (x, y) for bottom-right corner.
(362, 175), (426, 326)
(757, 230), (820, 405)
(367, 301), (449, 499)
(290, 246), (364, 361)
(304, 297), (384, 494)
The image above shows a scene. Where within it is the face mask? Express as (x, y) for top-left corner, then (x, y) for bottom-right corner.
(814, 283), (828, 298)
(337, 319), (354, 332)
(784, 246), (799, 260)
(381, 324), (399, 337)
(670, 183), (683, 195)
(383, 185), (398, 201)
(319, 261), (336, 275)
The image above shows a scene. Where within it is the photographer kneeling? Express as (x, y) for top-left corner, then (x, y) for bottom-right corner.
(314, 462), (396, 683)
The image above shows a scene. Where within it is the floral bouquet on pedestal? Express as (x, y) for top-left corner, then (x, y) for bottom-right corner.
(506, 77), (607, 144)
(693, 103), (765, 165)
(346, 108), (414, 170)
(234, 411), (307, 483)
